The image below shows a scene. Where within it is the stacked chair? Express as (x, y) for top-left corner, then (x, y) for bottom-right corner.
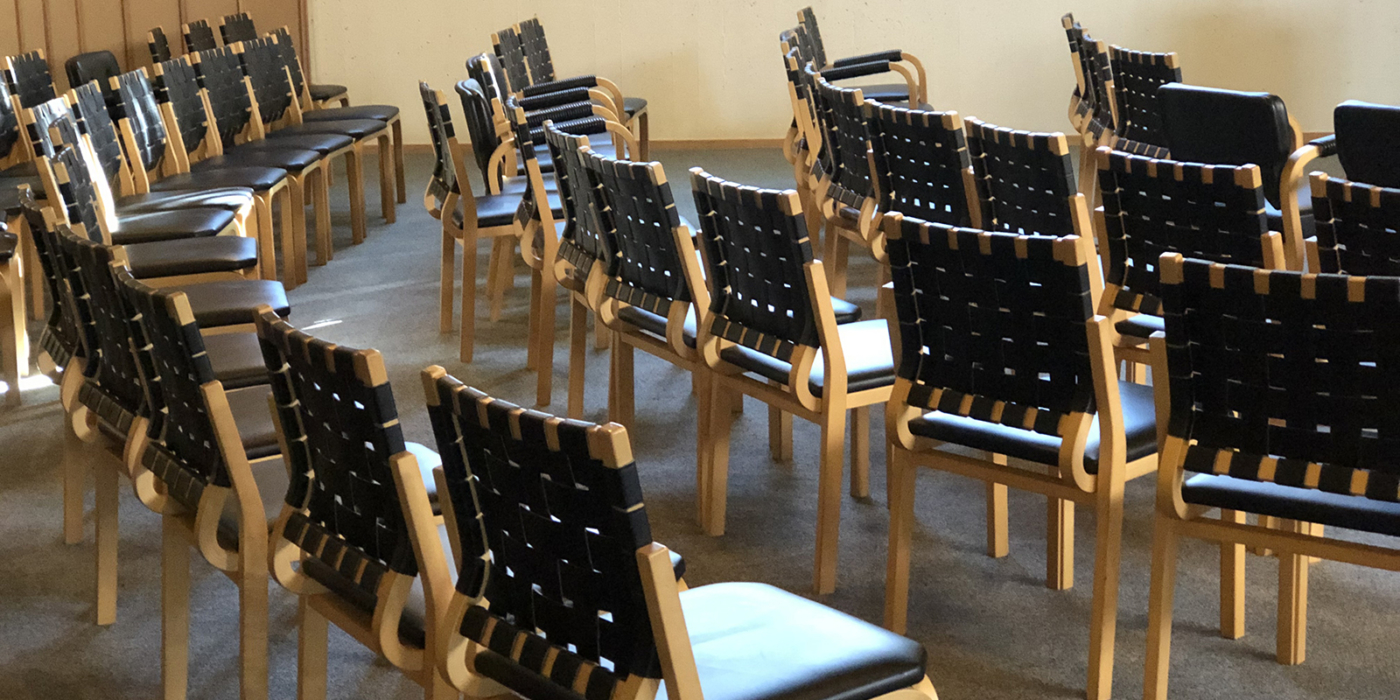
(792, 7), (927, 107)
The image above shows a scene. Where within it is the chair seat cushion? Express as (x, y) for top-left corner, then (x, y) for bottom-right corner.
(655, 582), (926, 700)
(468, 193), (524, 229)
(0, 231), (16, 263)
(718, 319), (894, 397)
(907, 380), (1158, 473)
(495, 174), (557, 196)
(1182, 474), (1400, 538)
(195, 148), (323, 173)
(233, 133), (354, 155)
(225, 384), (281, 460)
(309, 83), (348, 102)
(115, 188), (255, 214)
(623, 96), (647, 117)
(845, 82), (911, 103)
(203, 332), (269, 390)
(108, 208), (239, 244)
(1115, 313), (1164, 341)
(123, 236), (258, 279)
(271, 119), (388, 140)
(302, 104), (399, 122)
(178, 280), (290, 328)
(618, 297), (864, 350)
(151, 167), (287, 192)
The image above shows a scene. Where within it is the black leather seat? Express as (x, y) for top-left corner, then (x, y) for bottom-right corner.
(269, 119), (387, 140)
(151, 167), (288, 193)
(234, 132), (354, 155)
(1183, 474), (1400, 538)
(107, 208), (240, 245)
(114, 188), (256, 215)
(194, 148), (325, 173)
(308, 84), (348, 103)
(64, 51), (121, 97)
(718, 319), (893, 397)
(619, 297), (864, 349)
(225, 384), (282, 460)
(1334, 100), (1400, 188)
(622, 96), (648, 116)
(123, 236), (258, 279)
(1115, 313), (1164, 341)
(655, 582), (926, 700)
(178, 280), (290, 327)
(908, 381), (1159, 473)
(302, 105), (399, 123)
(202, 332), (269, 390)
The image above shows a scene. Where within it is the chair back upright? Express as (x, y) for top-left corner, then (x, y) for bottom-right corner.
(796, 7), (830, 70)
(239, 37), (297, 130)
(419, 82), (465, 220)
(810, 72), (876, 222)
(65, 51), (122, 99)
(1158, 83), (1295, 210)
(193, 46), (261, 151)
(183, 19), (218, 54)
(491, 25), (532, 95)
(112, 68), (177, 185)
(865, 101), (975, 228)
(50, 138), (107, 240)
(517, 17), (556, 85)
(152, 57), (218, 164)
(0, 76), (23, 165)
(1333, 100), (1400, 189)
(220, 13), (259, 45)
(18, 191), (81, 369)
(6, 50), (57, 109)
(72, 82), (136, 196)
(149, 27), (175, 65)
(965, 118), (1080, 238)
(543, 120), (612, 284)
(423, 371), (662, 698)
(1310, 173), (1400, 275)
(1108, 46), (1180, 157)
(270, 28), (314, 109)
(454, 79), (505, 186)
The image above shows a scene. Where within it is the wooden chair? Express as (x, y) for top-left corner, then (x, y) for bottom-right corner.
(865, 101), (978, 230)
(181, 19), (217, 54)
(882, 213), (1160, 700)
(63, 50), (121, 100)
(1095, 147), (1286, 366)
(1158, 83), (1336, 270)
(807, 71), (882, 299)
(778, 44), (827, 241)
(1058, 14), (1117, 205)
(1141, 255), (1400, 697)
(257, 308), (453, 700)
(114, 267), (282, 700)
(421, 367), (940, 700)
(148, 26), (174, 65)
(692, 169), (894, 594)
(794, 7), (928, 106)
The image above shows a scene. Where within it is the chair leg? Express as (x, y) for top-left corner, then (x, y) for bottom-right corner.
(487, 239), (510, 322)
(594, 310), (609, 350)
(874, 263), (892, 319)
(813, 406), (848, 595)
(25, 222), (42, 322)
(1, 300), (16, 408)
(535, 275), (558, 407)
(239, 548), (269, 700)
(283, 177), (305, 291)
(378, 133), (395, 224)
(851, 406), (870, 498)
(1142, 516), (1181, 700)
(94, 462), (119, 626)
(297, 598), (328, 700)
(254, 193), (277, 281)
(1220, 509), (1246, 639)
(1086, 468), (1127, 700)
(1048, 497), (1074, 590)
(702, 383), (733, 535)
(986, 480), (1009, 559)
(346, 146), (367, 245)
(610, 336), (634, 431)
(567, 298), (587, 419)
(313, 167), (332, 267)
(884, 449), (916, 634)
(439, 233), (455, 334)
(460, 233), (478, 364)
(637, 111), (650, 161)
(1277, 519), (1309, 666)
(768, 406), (792, 462)
(392, 119), (407, 204)
(162, 516), (189, 700)
(526, 269), (542, 370)
(62, 417), (86, 544)
(694, 370), (712, 523)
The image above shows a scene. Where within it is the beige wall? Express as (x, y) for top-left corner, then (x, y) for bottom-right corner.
(308, 0), (1400, 146)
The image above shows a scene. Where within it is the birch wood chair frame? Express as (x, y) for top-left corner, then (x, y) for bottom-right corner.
(882, 213), (1159, 700)
(691, 169), (896, 595)
(1141, 254), (1400, 698)
(794, 7), (928, 106)
(258, 308), (455, 700)
(0, 225), (16, 406)
(422, 367), (939, 700)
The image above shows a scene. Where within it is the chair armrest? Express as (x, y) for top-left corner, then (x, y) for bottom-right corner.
(525, 101), (597, 129)
(822, 60), (895, 82)
(522, 75), (599, 96)
(832, 49), (904, 68)
(1308, 134), (1337, 157)
(518, 87), (593, 110)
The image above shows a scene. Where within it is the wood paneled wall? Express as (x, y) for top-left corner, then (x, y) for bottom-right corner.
(0, 0), (309, 90)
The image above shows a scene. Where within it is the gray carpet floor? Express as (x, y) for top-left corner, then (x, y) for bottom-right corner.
(1, 149), (1395, 700)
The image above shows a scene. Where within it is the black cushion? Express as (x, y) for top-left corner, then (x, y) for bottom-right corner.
(233, 133), (354, 155)
(270, 119), (388, 140)
(466, 193), (524, 229)
(115, 188), (256, 215)
(495, 174), (557, 196)
(65, 51), (120, 95)
(108, 208), (239, 245)
(302, 105), (399, 123)
(1334, 100), (1400, 188)
(178, 280), (290, 328)
(195, 148), (324, 173)
(0, 231), (16, 264)
(1115, 313), (1164, 341)
(123, 236), (258, 279)
(1158, 83), (1293, 209)
(907, 380), (1158, 474)
(717, 319), (894, 397)
(618, 297), (863, 350)
(308, 84), (347, 102)
(843, 83), (910, 103)
(151, 167), (288, 193)
(202, 332), (269, 390)
(215, 451), (290, 552)
(622, 96), (647, 117)
(225, 384), (281, 460)
(655, 582), (926, 700)
(1182, 474), (1400, 538)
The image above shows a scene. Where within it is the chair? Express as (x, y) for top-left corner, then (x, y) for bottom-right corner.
(422, 367), (939, 700)
(218, 12), (258, 45)
(794, 7), (928, 106)
(217, 20), (348, 109)
(1308, 173), (1400, 274)
(1158, 82), (1336, 270)
(64, 50), (121, 99)
(692, 169), (894, 594)
(1332, 100), (1400, 188)
(1107, 45), (1180, 158)
(808, 71), (881, 299)
(148, 27), (174, 64)
(1095, 147), (1286, 366)
(6, 50), (58, 110)
(778, 44), (826, 239)
(1058, 14), (1116, 202)
(182, 19), (217, 54)
(1141, 255), (1400, 697)
(864, 101), (978, 230)
(882, 213), (1159, 700)
(114, 266), (282, 700)
(257, 308), (453, 700)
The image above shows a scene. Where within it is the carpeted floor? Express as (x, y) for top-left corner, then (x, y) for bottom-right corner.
(1, 148), (1394, 700)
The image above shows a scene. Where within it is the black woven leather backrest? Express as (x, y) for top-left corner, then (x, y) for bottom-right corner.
(193, 47), (254, 150)
(454, 79), (499, 182)
(117, 268), (226, 510)
(691, 169), (819, 359)
(1334, 100), (1400, 189)
(888, 215), (1096, 434)
(1110, 46), (1180, 154)
(7, 51), (56, 109)
(0, 76), (20, 160)
(239, 37), (293, 126)
(518, 17), (555, 85)
(71, 82), (126, 191)
(492, 25), (531, 94)
(271, 28), (308, 98)
(587, 148), (691, 317)
(19, 191), (80, 368)
(866, 101), (973, 227)
(57, 219), (144, 415)
(1098, 148), (1270, 318)
(24, 96), (75, 160)
(149, 27), (174, 64)
(220, 13), (258, 45)
(64, 51), (121, 99)
(1161, 255), (1400, 502)
(965, 118), (1077, 237)
(1159, 83), (1292, 209)
(465, 53), (508, 106)
(425, 372), (660, 696)
(544, 120), (612, 280)
(1312, 174), (1400, 275)
(811, 71), (874, 209)
(113, 69), (170, 174)
(256, 311), (418, 590)
(184, 20), (217, 53)
(153, 57), (211, 158)
(796, 7), (828, 69)
(52, 142), (103, 239)
(1060, 14), (1114, 134)
(420, 82), (459, 210)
